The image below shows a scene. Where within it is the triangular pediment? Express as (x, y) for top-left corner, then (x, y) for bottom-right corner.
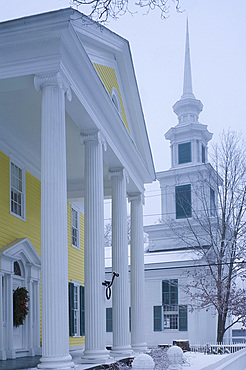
(0, 238), (41, 268)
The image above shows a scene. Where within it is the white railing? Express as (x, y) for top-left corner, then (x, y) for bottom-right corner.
(190, 343), (246, 354)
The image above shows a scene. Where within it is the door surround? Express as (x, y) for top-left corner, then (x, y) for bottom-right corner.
(0, 238), (41, 360)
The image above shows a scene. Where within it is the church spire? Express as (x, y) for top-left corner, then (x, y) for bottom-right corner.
(182, 18), (194, 99)
(172, 19), (203, 123)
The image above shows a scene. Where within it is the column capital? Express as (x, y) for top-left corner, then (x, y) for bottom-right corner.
(128, 192), (144, 205)
(34, 72), (72, 101)
(108, 168), (128, 183)
(80, 130), (107, 151)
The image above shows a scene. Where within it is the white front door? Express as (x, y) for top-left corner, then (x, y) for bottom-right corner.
(13, 278), (25, 350)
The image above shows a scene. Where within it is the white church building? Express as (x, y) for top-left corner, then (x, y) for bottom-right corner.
(143, 21), (222, 346)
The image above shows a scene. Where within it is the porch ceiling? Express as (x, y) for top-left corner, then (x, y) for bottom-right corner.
(0, 74), (138, 198)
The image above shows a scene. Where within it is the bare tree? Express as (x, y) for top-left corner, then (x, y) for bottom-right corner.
(169, 130), (246, 343)
(72, 0), (182, 22)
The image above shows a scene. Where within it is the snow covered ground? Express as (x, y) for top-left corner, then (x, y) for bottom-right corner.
(183, 351), (229, 369)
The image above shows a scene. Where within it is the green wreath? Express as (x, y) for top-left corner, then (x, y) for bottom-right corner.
(13, 287), (29, 327)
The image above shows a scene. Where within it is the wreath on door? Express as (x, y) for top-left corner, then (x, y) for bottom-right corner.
(13, 287), (29, 327)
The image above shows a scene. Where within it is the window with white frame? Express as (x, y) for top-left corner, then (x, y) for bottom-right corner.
(69, 282), (85, 337)
(10, 161), (25, 219)
(73, 285), (80, 336)
(71, 207), (79, 248)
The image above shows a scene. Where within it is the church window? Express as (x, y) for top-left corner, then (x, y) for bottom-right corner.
(71, 207), (79, 248)
(202, 145), (206, 163)
(175, 184), (192, 219)
(210, 187), (216, 217)
(10, 161), (25, 220)
(69, 282), (85, 337)
(178, 142), (191, 164)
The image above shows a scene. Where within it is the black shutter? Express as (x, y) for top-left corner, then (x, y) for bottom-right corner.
(176, 184), (192, 219)
(178, 142), (191, 164)
(106, 308), (112, 332)
(179, 305), (188, 331)
(80, 286), (85, 336)
(153, 306), (162, 332)
(69, 282), (75, 336)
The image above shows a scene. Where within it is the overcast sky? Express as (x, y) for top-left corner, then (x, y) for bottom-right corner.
(1, 0), (246, 223)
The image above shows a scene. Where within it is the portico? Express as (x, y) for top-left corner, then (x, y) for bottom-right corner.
(0, 8), (155, 367)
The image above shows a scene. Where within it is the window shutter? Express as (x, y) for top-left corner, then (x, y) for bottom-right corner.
(69, 282), (75, 336)
(178, 142), (191, 164)
(179, 305), (188, 331)
(80, 285), (85, 336)
(153, 306), (162, 332)
(129, 307), (131, 332)
(176, 185), (192, 219)
(106, 307), (113, 332)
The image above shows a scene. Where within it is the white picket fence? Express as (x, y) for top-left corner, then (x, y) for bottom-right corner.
(190, 343), (246, 354)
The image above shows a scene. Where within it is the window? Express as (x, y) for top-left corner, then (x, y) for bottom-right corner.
(178, 142), (191, 164)
(162, 280), (178, 305)
(14, 261), (22, 276)
(71, 208), (79, 248)
(175, 184), (192, 219)
(106, 307), (112, 332)
(210, 187), (216, 217)
(153, 306), (162, 331)
(164, 312), (178, 329)
(111, 88), (122, 117)
(10, 161), (25, 219)
(202, 145), (206, 163)
(69, 282), (85, 337)
(161, 280), (187, 331)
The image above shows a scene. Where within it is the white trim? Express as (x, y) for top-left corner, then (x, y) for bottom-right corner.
(71, 280), (82, 338)
(71, 204), (80, 250)
(9, 157), (26, 222)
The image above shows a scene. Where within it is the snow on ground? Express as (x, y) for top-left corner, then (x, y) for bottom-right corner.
(183, 351), (229, 369)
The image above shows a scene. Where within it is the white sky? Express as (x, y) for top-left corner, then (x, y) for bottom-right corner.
(1, 0), (246, 224)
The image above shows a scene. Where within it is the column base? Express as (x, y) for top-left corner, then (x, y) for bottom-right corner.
(0, 350), (6, 361)
(37, 354), (75, 369)
(81, 349), (110, 363)
(131, 342), (148, 353)
(110, 345), (134, 357)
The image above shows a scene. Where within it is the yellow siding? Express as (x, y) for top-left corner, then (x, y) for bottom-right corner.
(0, 151), (85, 348)
(0, 152), (41, 253)
(93, 63), (129, 132)
(68, 203), (85, 346)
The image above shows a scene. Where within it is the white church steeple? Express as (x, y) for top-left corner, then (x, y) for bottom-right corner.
(165, 19), (212, 169)
(182, 19), (194, 99)
(172, 19), (203, 124)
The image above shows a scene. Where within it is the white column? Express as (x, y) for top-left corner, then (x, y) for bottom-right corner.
(0, 273), (6, 360)
(80, 131), (110, 363)
(34, 73), (74, 369)
(7, 273), (14, 358)
(27, 278), (34, 356)
(109, 169), (132, 357)
(129, 193), (147, 353)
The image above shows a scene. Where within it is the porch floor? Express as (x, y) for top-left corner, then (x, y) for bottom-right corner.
(0, 351), (134, 369)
